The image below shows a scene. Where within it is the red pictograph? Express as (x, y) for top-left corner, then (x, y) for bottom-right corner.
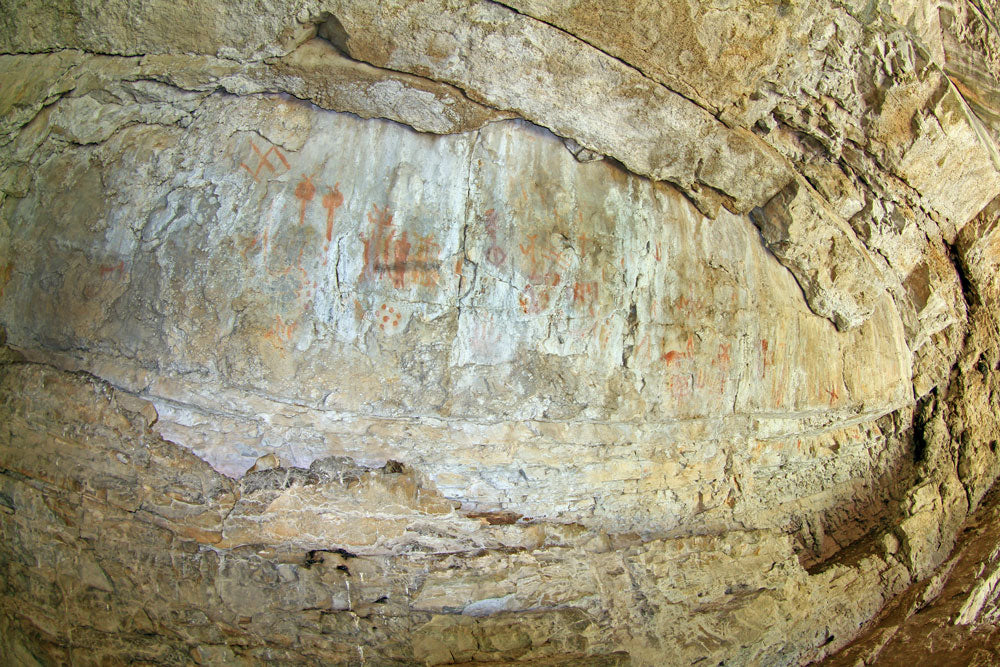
(240, 142), (290, 182)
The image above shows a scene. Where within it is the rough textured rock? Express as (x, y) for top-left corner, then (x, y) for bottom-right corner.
(321, 0), (797, 214)
(751, 176), (889, 330)
(0, 357), (919, 665)
(1, 0), (999, 664)
(0, 96), (916, 536)
(821, 485), (1000, 666)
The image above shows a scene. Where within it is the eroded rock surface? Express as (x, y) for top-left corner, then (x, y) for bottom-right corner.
(821, 485), (1000, 666)
(1, 0), (999, 665)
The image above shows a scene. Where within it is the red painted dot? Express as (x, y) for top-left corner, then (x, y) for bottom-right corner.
(381, 304), (387, 310)
(383, 316), (389, 322)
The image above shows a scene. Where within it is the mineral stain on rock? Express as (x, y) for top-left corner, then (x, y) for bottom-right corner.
(1, 1), (1000, 665)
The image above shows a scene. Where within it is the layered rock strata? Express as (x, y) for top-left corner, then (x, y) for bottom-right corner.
(1, 0), (999, 664)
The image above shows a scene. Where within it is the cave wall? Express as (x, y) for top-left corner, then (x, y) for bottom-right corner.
(1, 1), (999, 665)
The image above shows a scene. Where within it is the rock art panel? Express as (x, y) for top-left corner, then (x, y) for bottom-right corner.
(0, 93), (914, 540)
(1, 1), (1000, 663)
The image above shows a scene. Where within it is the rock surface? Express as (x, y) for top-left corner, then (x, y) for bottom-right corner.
(821, 484), (1000, 666)
(0, 0), (999, 665)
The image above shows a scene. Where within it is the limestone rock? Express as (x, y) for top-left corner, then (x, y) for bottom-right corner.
(0, 359), (916, 664)
(822, 486), (1000, 666)
(2, 0), (1000, 664)
(751, 177), (888, 330)
(497, 0), (818, 119)
(0, 95), (916, 539)
(135, 41), (510, 135)
(867, 67), (1000, 236)
(940, 0), (1000, 143)
(0, 0), (312, 59)
(260, 38), (509, 134)
(0, 52), (87, 145)
(324, 0), (795, 212)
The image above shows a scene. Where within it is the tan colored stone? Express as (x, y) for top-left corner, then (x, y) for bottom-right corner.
(497, 0), (815, 116)
(325, 0), (795, 212)
(2, 1), (1000, 664)
(751, 176), (888, 330)
(262, 38), (508, 134)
